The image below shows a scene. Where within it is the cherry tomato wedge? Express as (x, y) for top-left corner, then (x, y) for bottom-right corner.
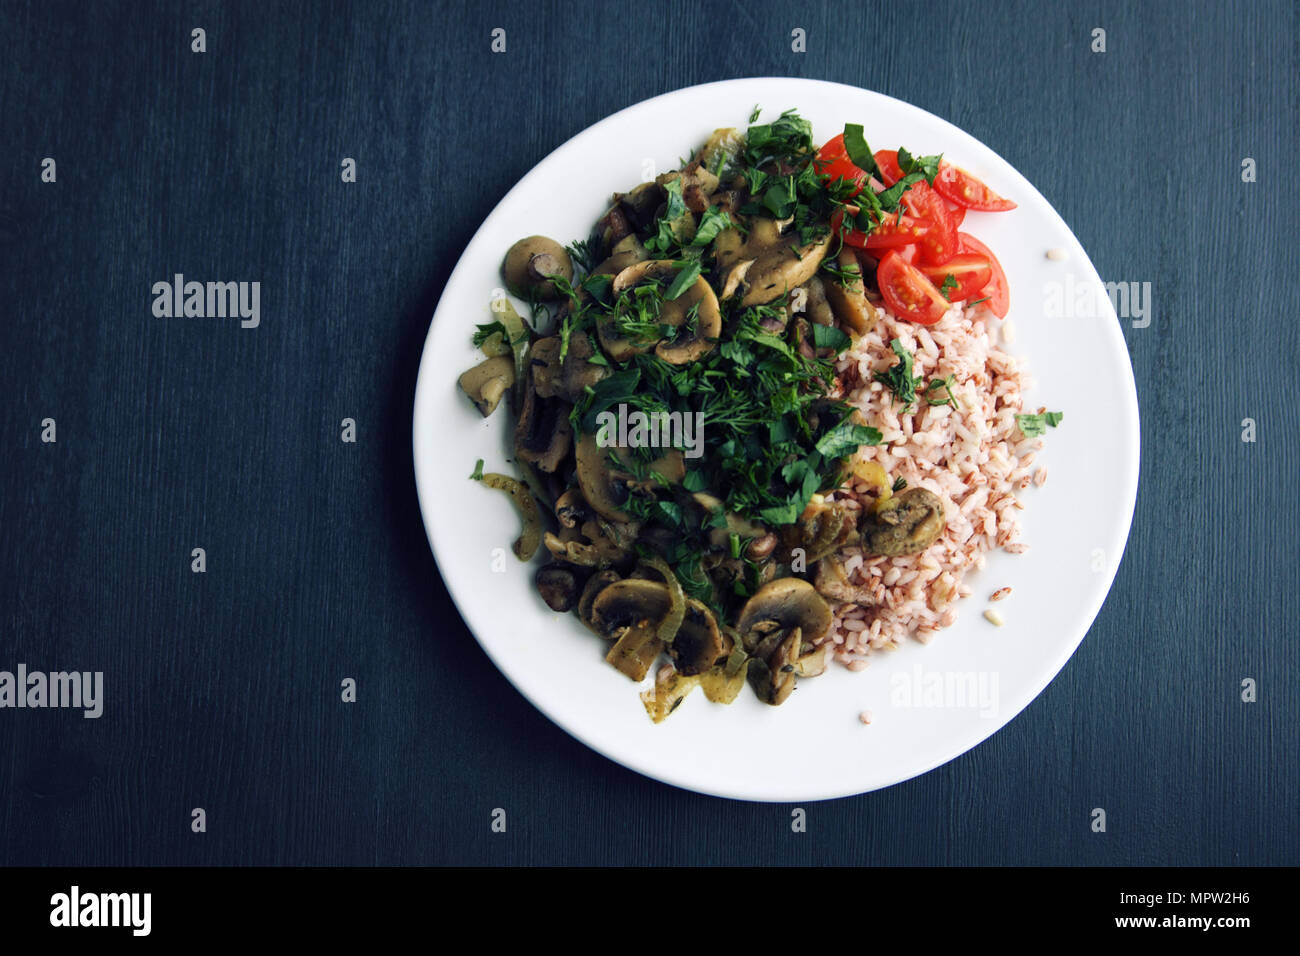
(939, 195), (966, 227)
(833, 207), (931, 250)
(861, 241), (919, 265)
(956, 233), (1010, 318)
(877, 250), (952, 326)
(902, 182), (960, 265)
(934, 162), (1017, 212)
(814, 134), (868, 195)
(873, 149), (902, 186)
(917, 254), (993, 303)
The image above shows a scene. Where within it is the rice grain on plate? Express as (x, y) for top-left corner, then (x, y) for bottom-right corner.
(817, 302), (1043, 666)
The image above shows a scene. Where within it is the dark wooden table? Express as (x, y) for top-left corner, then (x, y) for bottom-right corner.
(0, 0), (1295, 865)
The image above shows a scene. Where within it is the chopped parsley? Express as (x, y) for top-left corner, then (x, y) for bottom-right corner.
(925, 375), (961, 409)
(841, 123), (879, 179)
(1016, 411), (1064, 437)
(664, 259), (702, 300)
(472, 321), (507, 347)
(874, 338), (924, 410)
(469, 458), (485, 481)
(897, 147), (942, 184)
(810, 323), (852, 353)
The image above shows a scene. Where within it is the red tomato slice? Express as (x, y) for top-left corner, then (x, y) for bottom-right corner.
(873, 150), (902, 186)
(956, 233), (1010, 318)
(861, 242), (919, 265)
(833, 207), (931, 249)
(917, 254), (993, 303)
(934, 162), (1017, 211)
(902, 182), (960, 265)
(861, 213), (931, 250)
(877, 250), (951, 326)
(815, 134), (868, 195)
(940, 195), (966, 227)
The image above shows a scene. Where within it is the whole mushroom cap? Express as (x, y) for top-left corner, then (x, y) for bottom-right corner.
(502, 235), (574, 300)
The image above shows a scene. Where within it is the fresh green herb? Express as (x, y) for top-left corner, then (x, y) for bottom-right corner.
(876, 172), (929, 209)
(566, 238), (597, 274)
(938, 273), (959, 300)
(557, 314), (574, 363)
(873, 338), (925, 410)
(743, 109), (813, 165)
(891, 476), (907, 492)
(729, 532), (742, 559)
(762, 175), (799, 218)
(841, 123), (880, 178)
(645, 178), (690, 255)
(815, 417), (883, 458)
(897, 147), (942, 184)
(810, 323), (852, 352)
(472, 321), (507, 347)
(688, 207), (734, 251)
(1016, 411), (1064, 437)
(926, 375), (960, 409)
(469, 458), (485, 481)
(582, 272), (613, 303)
(969, 296), (990, 307)
(748, 104), (762, 124)
(665, 259), (702, 300)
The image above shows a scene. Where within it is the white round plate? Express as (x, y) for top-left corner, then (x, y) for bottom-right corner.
(413, 78), (1139, 802)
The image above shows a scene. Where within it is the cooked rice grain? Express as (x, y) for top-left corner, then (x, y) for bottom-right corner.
(820, 304), (1043, 664)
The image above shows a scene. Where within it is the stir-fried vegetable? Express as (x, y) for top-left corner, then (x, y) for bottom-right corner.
(473, 470), (542, 561)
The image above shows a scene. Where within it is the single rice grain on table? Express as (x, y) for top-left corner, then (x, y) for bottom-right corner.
(817, 302), (1042, 666)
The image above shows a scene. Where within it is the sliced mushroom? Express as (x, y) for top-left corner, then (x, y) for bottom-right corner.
(535, 563), (584, 612)
(574, 431), (632, 520)
(822, 247), (879, 334)
(814, 554), (859, 602)
(457, 355), (515, 416)
(558, 331), (610, 399)
(578, 569), (621, 633)
(803, 275), (836, 327)
(668, 600), (731, 676)
(575, 431), (683, 521)
(528, 337), (564, 399)
(617, 182), (663, 229)
(554, 488), (587, 529)
(599, 259), (722, 365)
(793, 643), (829, 678)
(796, 500), (854, 564)
(719, 259), (754, 300)
(502, 236), (573, 300)
(862, 487), (945, 556)
(531, 332), (609, 403)
(592, 235), (649, 278)
(747, 626), (803, 705)
(658, 161), (720, 215)
(736, 578), (834, 651)
(543, 518), (631, 568)
(595, 205), (632, 253)
(713, 218), (833, 306)
(514, 370), (572, 473)
(590, 579), (672, 680)
(697, 498), (771, 555)
(696, 127), (743, 175)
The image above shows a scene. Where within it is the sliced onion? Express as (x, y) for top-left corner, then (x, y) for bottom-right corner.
(641, 555), (685, 645)
(479, 472), (541, 561)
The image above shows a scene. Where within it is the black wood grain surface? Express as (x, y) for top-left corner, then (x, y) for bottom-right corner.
(0, 0), (1295, 865)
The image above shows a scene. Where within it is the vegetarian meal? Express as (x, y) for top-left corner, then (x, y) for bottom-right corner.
(459, 108), (1060, 720)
